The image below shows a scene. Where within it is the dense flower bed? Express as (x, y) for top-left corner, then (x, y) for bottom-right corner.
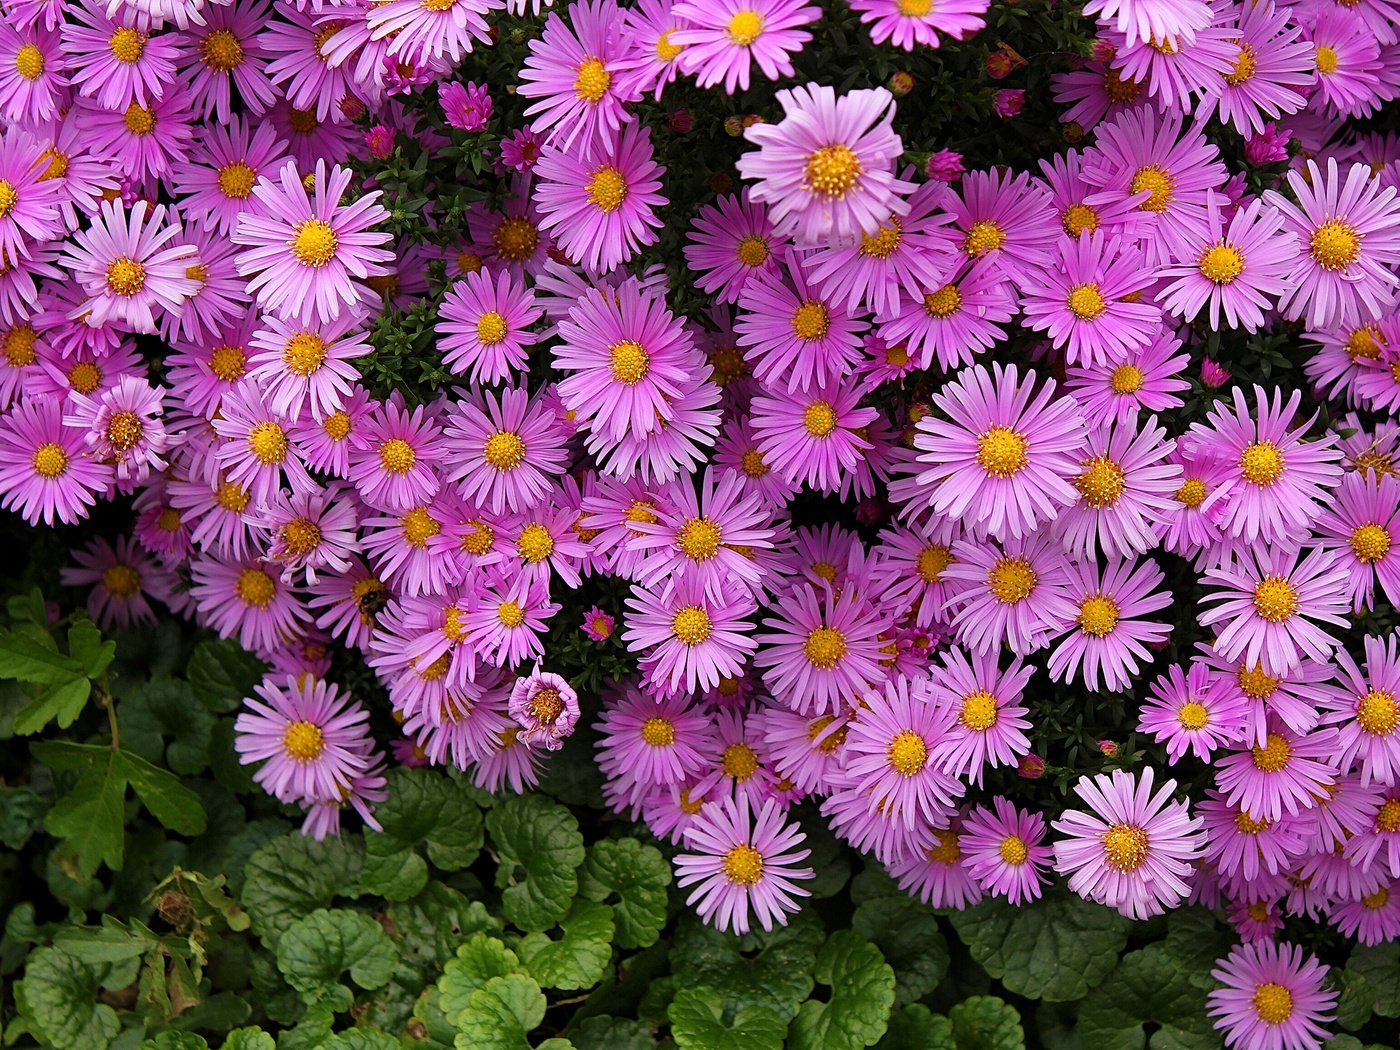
(2, 0), (1400, 1047)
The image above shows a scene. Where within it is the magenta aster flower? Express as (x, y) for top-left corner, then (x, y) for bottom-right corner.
(1329, 878), (1400, 946)
(1199, 791), (1309, 883)
(1138, 662), (1247, 762)
(1312, 472), (1400, 613)
(624, 574), (758, 696)
(674, 794), (813, 935)
(936, 167), (1059, 283)
(596, 685), (716, 796)
(210, 384), (311, 505)
(169, 117), (287, 238)
(1265, 158), (1400, 329)
(748, 379), (878, 492)
(60, 2), (180, 109)
(247, 313), (369, 422)
(1194, 0), (1313, 137)
(685, 190), (789, 306)
(348, 397), (448, 514)
(259, 482), (359, 586)
(1214, 722), (1340, 821)
(909, 362), (1088, 541)
(60, 535), (174, 630)
(877, 259), (1017, 372)
(1199, 546), (1352, 677)
(942, 533), (1078, 656)
(581, 605), (616, 641)
(233, 159), (393, 327)
(1318, 633), (1400, 788)
(438, 268), (542, 384)
(1081, 0), (1212, 47)
(0, 130), (63, 262)
(533, 123), (666, 273)
(1052, 766), (1207, 919)
(63, 374), (170, 485)
(0, 397), (110, 525)
(507, 670), (579, 753)
(177, 0), (278, 123)
(848, 0), (988, 50)
(888, 819), (985, 909)
(1207, 941), (1337, 1050)
(671, 0), (819, 94)
(1106, 23), (1236, 114)
(1048, 555), (1172, 692)
(614, 0), (686, 101)
(440, 385), (569, 518)
(928, 646), (1034, 784)
(961, 797), (1052, 905)
(366, 0), (496, 68)
(1305, 7), (1384, 118)
(1064, 330), (1190, 429)
(463, 566), (560, 669)
(0, 25), (64, 125)
(189, 553), (309, 655)
(738, 83), (912, 246)
(234, 675), (374, 805)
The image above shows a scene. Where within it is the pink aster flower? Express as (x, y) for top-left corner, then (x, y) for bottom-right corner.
(232, 159), (393, 327)
(1194, 0), (1314, 137)
(848, 0), (988, 50)
(234, 675), (374, 805)
(1214, 721), (1340, 821)
(1048, 555), (1172, 692)
(58, 198), (197, 334)
(1051, 60), (1149, 133)
(936, 167), (1059, 284)
(1052, 766), (1207, 919)
(684, 189), (789, 305)
(674, 794), (813, 935)
(177, 0), (279, 123)
(614, 0), (686, 100)
(189, 554), (310, 655)
(210, 384), (311, 506)
(927, 646), (1034, 784)
(507, 670), (579, 752)
(876, 259), (1017, 372)
(735, 258), (868, 393)
(499, 127), (544, 173)
(442, 385), (570, 515)
(581, 605), (616, 641)
(439, 80), (494, 131)
(1329, 879), (1400, 946)
(670, 0), (819, 94)
(348, 397), (448, 514)
(438, 268), (541, 384)
(1318, 633), (1400, 788)
(1265, 158), (1400, 329)
(1306, 7), (1384, 118)
(73, 89), (196, 186)
(1199, 791), (1309, 883)
(0, 25), (64, 124)
(748, 379), (877, 493)
(1207, 941), (1336, 1050)
(1106, 21), (1236, 112)
(624, 574), (758, 696)
(1064, 330), (1190, 429)
(1082, 0), (1213, 45)
(533, 123), (666, 273)
(1200, 546), (1352, 677)
(1020, 231), (1162, 368)
(888, 819), (985, 909)
(169, 117), (288, 238)
(738, 83), (912, 246)
(258, 482), (360, 586)
(0, 130), (63, 261)
(1138, 662), (1247, 762)
(63, 374), (169, 487)
(909, 362), (1088, 541)
(942, 532), (1078, 656)
(246, 313), (370, 422)
(0, 397), (110, 525)
(1312, 472), (1400, 613)
(60, 2), (180, 109)
(366, 0), (496, 68)
(596, 685), (716, 796)
(60, 535), (174, 630)
(961, 797), (1052, 905)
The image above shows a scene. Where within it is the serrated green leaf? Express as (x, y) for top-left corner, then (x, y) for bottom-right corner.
(1348, 943), (1400, 1017)
(14, 946), (121, 1050)
(1335, 968), (1374, 1031)
(321, 1032), (403, 1050)
(948, 889), (1129, 1002)
(185, 640), (265, 714)
(68, 620), (115, 678)
(140, 1033), (208, 1050)
(853, 897), (948, 1007)
(0, 623), (80, 683)
(788, 930), (895, 1050)
(453, 973), (546, 1050)
(43, 751), (126, 876)
(876, 1005), (954, 1050)
(117, 750), (207, 835)
(1162, 908), (1233, 992)
(670, 910), (821, 1023)
(12, 676), (91, 735)
(0, 784), (44, 849)
(569, 1015), (657, 1050)
(242, 832), (366, 945)
(1078, 944), (1219, 1050)
(517, 900), (614, 990)
(360, 844), (429, 901)
(388, 883), (502, 976)
(486, 795), (584, 933)
(578, 838), (670, 949)
(440, 935), (524, 1018)
(669, 988), (786, 1050)
(219, 1030), (275, 1050)
(949, 997), (1025, 1050)
(276, 908), (397, 1006)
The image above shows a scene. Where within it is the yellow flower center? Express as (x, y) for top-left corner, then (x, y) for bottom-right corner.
(672, 605), (713, 645)
(206, 344), (244, 381)
(314, 412), (348, 443)
(924, 284), (962, 317)
(1253, 983), (1293, 1025)
(928, 829), (961, 864)
(106, 411), (144, 452)
(1358, 690), (1399, 736)
(964, 220), (1006, 257)
(887, 730), (927, 776)
(14, 44), (43, 80)
(124, 103), (154, 135)
(999, 836), (1029, 865)
(1345, 325), (1385, 360)
(282, 720), (325, 762)
(1062, 203), (1100, 237)
(69, 361), (101, 394)
(1067, 283), (1107, 320)
(1130, 165), (1174, 212)
(886, 342), (910, 366)
(1252, 733), (1292, 773)
(626, 501), (659, 527)
(1315, 46), (1338, 75)
(476, 310), (508, 345)
(1199, 244), (1245, 284)
(573, 56), (610, 102)
(655, 29), (683, 61)
(678, 517), (721, 561)
(38, 147), (66, 180)
(1310, 220), (1361, 270)
(791, 301), (830, 341)
(1102, 822), (1149, 872)
(200, 28), (244, 71)
(1225, 42), (1258, 85)
(483, 430), (526, 471)
(1236, 811), (1269, 834)
(102, 563), (141, 598)
(988, 557), (1036, 604)
(860, 221), (903, 259)
(1075, 455), (1126, 508)
(1173, 477), (1207, 508)
(530, 687), (564, 724)
(280, 516), (322, 555)
(402, 506), (440, 546)
(916, 544), (952, 583)
(247, 421), (288, 465)
(109, 27), (145, 63)
(2, 323), (36, 366)
(1377, 798), (1400, 832)
(1177, 701), (1209, 730)
(722, 742), (758, 780)
(960, 690), (999, 731)
(587, 165), (628, 212)
(379, 438), (415, 474)
(281, 332), (326, 376)
(1109, 363), (1144, 394)
(726, 10), (765, 45)
(804, 145), (862, 199)
(609, 339), (649, 384)
(803, 626), (847, 669)
(517, 522), (554, 562)
(1363, 887), (1390, 910)
(493, 216), (538, 262)
(735, 234), (769, 267)
(976, 425), (1028, 477)
(236, 567), (276, 608)
(156, 508), (181, 532)
(460, 519), (494, 555)
(31, 442), (66, 479)
(741, 448), (769, 478)
(803, 401), (838, 437)
(105, 258), (146, 297)
(291, 219), (338, 268)
(1252, 576), (1298, 623)
(497, 600), (526, 627)
(723, 843), (764, 884)
(1103, 67), (1143, 103)
(1240, 440), (1285, 485)
(214, 162), (256, 201)
(641, 717), (675, 746)
(1351, 522), (1391, 563)
(1078, 594), (1119, 637)
(216, 481), (249, 512)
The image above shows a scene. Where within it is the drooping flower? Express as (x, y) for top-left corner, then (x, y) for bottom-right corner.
(507, 669), (580, 752)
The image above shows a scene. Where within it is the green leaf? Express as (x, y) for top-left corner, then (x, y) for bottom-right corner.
(1078, 944), (1220, 1050)
(68, 620), (115, 678)
(321, 1032), (403, 1050)
(1162, 908), (1233, 992)
(12, 676), (91, 735)
(0, 784), (45, 849)
(485, 794), (585, 933)
(517, 900), (614, 990)
(43, 750), (126, 876)
(54, 915), (158, 962)
(440, 935), (524, 1018)
(1348, 942), (1400, 1017)
(570, 1016), (658, 1050)
(388, 883), (502, 975)
(366, 768), (484, 870)
(185, 639), (264, 713)
(788, 930), (896, 1050)
(359, 845), (429, 901)
(220, 1030), (275, 1050)
(119, 677), (215, 775)
(453, 973), (546, 1050)
(0, 623), (81, 683)
(13, 946), (121, 1050)
(669, 988), (786, 1050)
(117, 750), (207, 835)
(276, 908), (397, 1006)
(853, 897), (949, 1007)
(141, 1034), (208, 1050)
(578, 838), (670, 949)
(241, 832), (366, 945)
(1334, 968), (1374, 1031)
(670, 910), (821, 1023)
(876, 1005), (954, 1050)
(948, 889), (1130, 1002)
(948, 998), (1025, 1050)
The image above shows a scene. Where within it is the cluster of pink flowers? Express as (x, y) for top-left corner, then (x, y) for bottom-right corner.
(4, 0), (1400, 1043)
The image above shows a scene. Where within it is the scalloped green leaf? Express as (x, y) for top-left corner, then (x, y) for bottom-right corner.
(364, 767), (483, 874)
(1078, 944), (1219, 1050)
(13, 946), (121, 1050)
(669, 987), (786, 1050)
(949, 997), (1025, 1050)
(453, 973), (546, 1050)
(276, 908), (396, 1005)
(440, 935), (524, 1019)
(569, 1015), (658, 1050)
(853, 896), (948, 1007)
(1348, 942), (1400, 1017)
(485, 794), (584, 933)
(670, 910), (822, 1023)
(578, 837), (670, 949)
(219, 1030), (275, 1050)
(321, 1032), (403, 1050)
(788, 930), (895, 1050)
(876, 1005), (954, 1050)
(241, 832), (365, 945)
(518, 900), (614, 990)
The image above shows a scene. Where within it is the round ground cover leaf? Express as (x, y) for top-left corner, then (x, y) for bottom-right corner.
(668, 987), (787, 1050)
(949, 997), (1025, 1050)
(275, 908), (397, 1006)
(570, 1015), (659, 1050)
(853, 897), (949, 1007)
(440, 935), (524, 1018)
(454, 973), (547, 1050)
(13, 946), (120, 1050)
(365, 767), (484, 871)
(389, 884), (502, 976)
(320, 1032), (403, 1050)
(517, 900), (615, 990)
(876, 1005), (954, 1050)
(1078, 944), (1220, 1050)
(578, 838), (670, 949)
(485, 794), (585, 933)
(787, 930), (896, 1050)
(948, 889), (1129, 1002)
(220, 1029), (275, 1050)
(1347, 942), (1400, 1017)
(242, 832), (365, 945)
(669, 910), (822, 1023)
(1162, 908), (1234, 992)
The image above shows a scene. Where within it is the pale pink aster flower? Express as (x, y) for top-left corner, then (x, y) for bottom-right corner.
(0, 25), (64, 124)
(877, 258), (1017, 372)
(935, 166), (1059, 283)
(848, 0), (988, 50)
(887, 819), (985, 909)
(246, 313), (369, 422)
(442, 385), (570, 516)
(366, 0), (497, 68)
(210, 384), (311, 505)
(684, 190), (789, 306)
(1064, 330), (1191, 429)
(928, 646), (1034, 784)
(63, 374), (169, 485)
(670, 0), (819, 94)
(189, 554), (310, 654)
(1138, 662), (1247, 762)
(1311, 471), (1400, 612)
(1214, 722), (1340, 821)
(258, 481), (359, 586)
(507, 669), (579, 752)
(1107, 22), (1235, 112)
(1083, 0), (1212, 45)
(624, 574), (759, 696)
(942, 533), (1078, 656)
(1195, 0), (1314, 137)
(60, 535), (175, 630)
(60, 1), (180, 109)
(748, 379), (877, 492)
(1050, 59), (1149, 132)
(1048, 555), (1172, 692)
(961, 797), (1052, 905)
(1305, 7), (1384, 118)
(1318, 633), (1400, 788)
